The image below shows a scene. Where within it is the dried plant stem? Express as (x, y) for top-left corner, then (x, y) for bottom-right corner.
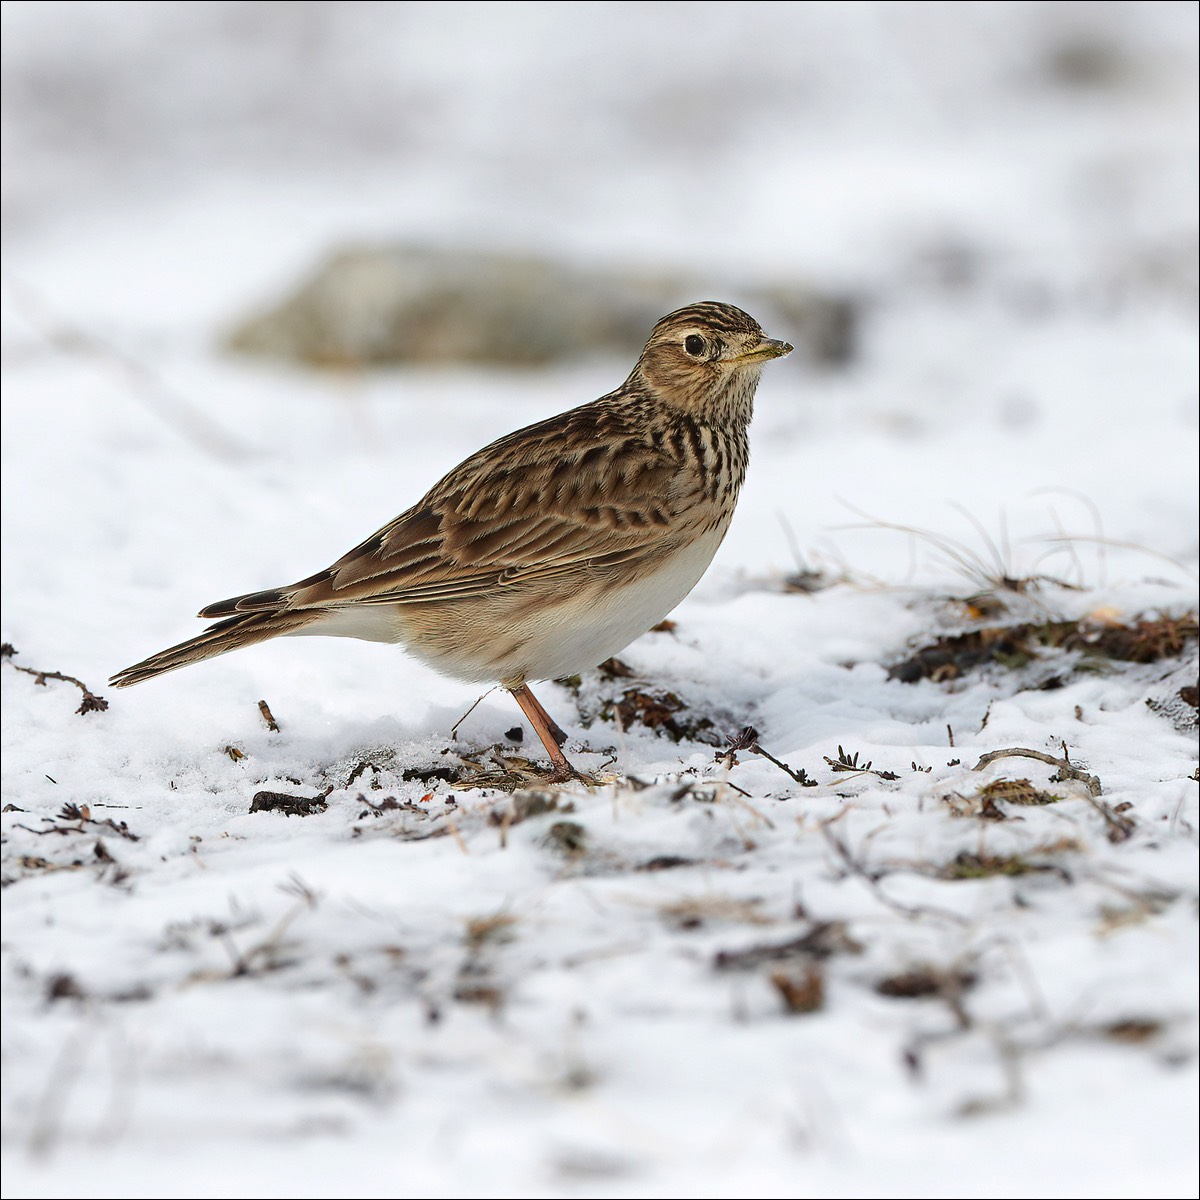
(972, 746), (1135, 842)
(972, 746), (1101, 796)
(2, 644), (108, 715)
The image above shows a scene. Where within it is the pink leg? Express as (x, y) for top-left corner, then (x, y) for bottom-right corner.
(510, 684), (576, 781)
(523, 687), (568, 746)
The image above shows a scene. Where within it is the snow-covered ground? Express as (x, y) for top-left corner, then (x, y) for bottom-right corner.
(2, 4), (1197, 1197)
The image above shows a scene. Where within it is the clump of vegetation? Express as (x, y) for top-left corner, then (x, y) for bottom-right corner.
(889, 610), (1197, 684)
(939, 850), (1069, 881)
(560, 655), (726, 747)
(601, 686), (718, 744)
(977, 778), (1061, 806)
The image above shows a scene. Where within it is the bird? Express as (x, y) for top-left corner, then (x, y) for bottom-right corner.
(111, 301), (793, 780)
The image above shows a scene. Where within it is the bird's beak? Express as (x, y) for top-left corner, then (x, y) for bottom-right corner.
(735, 337), (794, 363)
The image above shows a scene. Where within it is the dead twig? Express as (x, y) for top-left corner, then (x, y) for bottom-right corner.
(451, 688), (497, 740)
(714, 922), (864, 971)
(972, 746), (1102, 796)
(2, 644), (107, 715)
(55, 803), (140, 842)
(721, 726), (817, 787)
(972, 745), (1134, 843)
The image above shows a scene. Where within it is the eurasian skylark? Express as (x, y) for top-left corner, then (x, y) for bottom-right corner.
(112, 301), (792, 779)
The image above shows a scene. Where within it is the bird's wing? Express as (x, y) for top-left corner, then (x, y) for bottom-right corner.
(201, 400), (705, 618)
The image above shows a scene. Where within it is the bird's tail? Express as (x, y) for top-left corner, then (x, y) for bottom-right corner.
(110, 608), (320, 688)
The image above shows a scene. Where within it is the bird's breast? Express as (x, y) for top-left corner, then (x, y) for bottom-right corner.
(389, 522), (733, 687)
(491, 522), (733, 684)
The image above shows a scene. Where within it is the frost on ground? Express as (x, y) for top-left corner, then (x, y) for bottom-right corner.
(2, 3), (1198, 1198)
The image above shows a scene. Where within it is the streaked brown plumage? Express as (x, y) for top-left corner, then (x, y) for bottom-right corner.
(112, 301), (792, 779)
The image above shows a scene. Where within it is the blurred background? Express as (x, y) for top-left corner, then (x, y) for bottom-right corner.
(4, 1), (1195, 332)
(1, 0), (1197, 593)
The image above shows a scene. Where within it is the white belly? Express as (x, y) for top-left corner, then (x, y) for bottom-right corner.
(505, 525), (728, 682)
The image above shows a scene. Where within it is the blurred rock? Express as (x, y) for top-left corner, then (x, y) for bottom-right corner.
(1044, 37), (1130, 89)
(224, 245), (857, 369)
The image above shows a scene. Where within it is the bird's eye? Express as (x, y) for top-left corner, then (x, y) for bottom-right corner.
(684, 334), (706, 357)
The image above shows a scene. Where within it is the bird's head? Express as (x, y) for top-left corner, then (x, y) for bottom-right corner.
(633, 301), (793, 422)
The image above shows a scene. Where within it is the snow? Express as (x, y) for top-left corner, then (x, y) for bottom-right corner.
(2, 3), (1197, 1197)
